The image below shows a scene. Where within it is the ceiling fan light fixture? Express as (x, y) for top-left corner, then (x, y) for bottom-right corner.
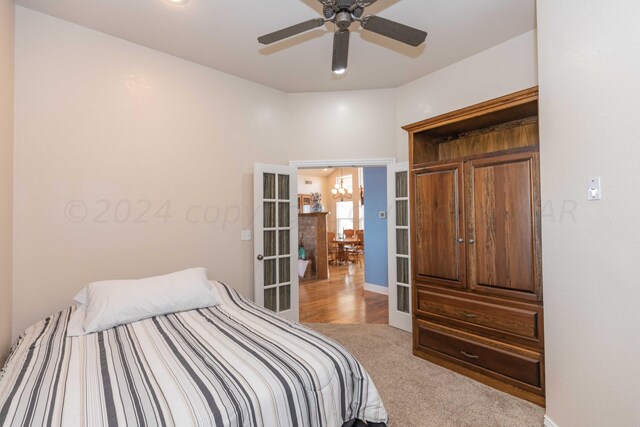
(333, 68), (347, 75)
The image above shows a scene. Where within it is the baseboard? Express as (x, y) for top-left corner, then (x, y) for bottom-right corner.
(544, 415), (558, 427)
(364, 283), (389, 295)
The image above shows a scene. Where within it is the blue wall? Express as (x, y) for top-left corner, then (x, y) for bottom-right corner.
(363, 167), (388, 287)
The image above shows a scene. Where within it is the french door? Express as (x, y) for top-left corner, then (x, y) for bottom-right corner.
(388, 162), (412, 332)
(253, 163), (299, 321)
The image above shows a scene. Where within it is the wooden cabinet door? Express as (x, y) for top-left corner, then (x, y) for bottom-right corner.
(466, 152), (542, 301)
(412, 163), (466, 288)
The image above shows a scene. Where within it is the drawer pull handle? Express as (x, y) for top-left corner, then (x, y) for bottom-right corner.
(462, 312), (478, 319)
(460, 351), (479, 359)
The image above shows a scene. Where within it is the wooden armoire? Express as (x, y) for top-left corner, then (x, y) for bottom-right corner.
(404, 88), (544, 405)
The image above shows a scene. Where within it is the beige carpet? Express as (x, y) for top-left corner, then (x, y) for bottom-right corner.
(306, 323), (545, 427)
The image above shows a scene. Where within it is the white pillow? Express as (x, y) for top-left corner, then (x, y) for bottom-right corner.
(67, 304), (87, 337)
(66, 287), (90, 336)
(68, 268), (220, 336)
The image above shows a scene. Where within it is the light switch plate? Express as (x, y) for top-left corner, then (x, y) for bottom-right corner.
(588, 176), (602, 201)
(241, 229), (252, 241)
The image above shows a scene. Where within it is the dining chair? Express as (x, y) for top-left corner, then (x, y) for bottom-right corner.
(345, 230), (364, 267)
(348, 230), (364, 267)
(342, 229), (357, 260)
(327, 231), (340, 265)
(347, 245), (363, 267)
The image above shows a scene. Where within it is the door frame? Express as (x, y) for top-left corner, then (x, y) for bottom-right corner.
(289, 158), (402, 328)
(290, 158), (397, 168)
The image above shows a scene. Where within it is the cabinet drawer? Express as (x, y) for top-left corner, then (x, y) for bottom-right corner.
(416, 320), (542, 390)
(416, 288), (541, 343)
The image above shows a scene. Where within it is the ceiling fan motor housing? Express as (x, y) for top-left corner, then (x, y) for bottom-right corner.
(335, 11), (353, 30)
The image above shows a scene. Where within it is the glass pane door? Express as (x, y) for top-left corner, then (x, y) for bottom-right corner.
(254, 163), (298, 321)
(388, 162), (412, 332)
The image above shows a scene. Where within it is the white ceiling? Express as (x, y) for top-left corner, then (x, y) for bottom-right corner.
(15, 0), (536, 93)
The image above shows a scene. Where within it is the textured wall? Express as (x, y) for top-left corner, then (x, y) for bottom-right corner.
(538, 0), (640, 425)
(288, 89), (397, 162)
(13, 8), (289, 336)
(396, 30), (539, 160)
(297, 174), (324, 196)
(0, 0), (15, 363)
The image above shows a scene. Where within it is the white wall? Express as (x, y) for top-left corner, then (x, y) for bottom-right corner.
(538, 1), (640, 426)
(396, 30), (538, 159)
(0, 0), (14, 363)
(13, 7), (289, 336)
(297, 174), (324, 195)
(12, 6), (540, 340)
(287, 31), (538, 163)
(288, 89), (397, 161)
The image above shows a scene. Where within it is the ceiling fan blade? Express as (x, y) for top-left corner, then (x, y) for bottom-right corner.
(258, 18), (325, 45)
(332, 29), (350, 73)
(361, 15), (428, 47)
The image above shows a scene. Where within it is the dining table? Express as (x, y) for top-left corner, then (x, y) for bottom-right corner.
(331, 237), (362, 264)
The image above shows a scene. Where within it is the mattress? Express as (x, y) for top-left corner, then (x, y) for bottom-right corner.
(0, 281), (388, 426)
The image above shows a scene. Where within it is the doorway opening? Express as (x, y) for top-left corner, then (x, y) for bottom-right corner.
(254, 159), (411, 330)
(291, 158), (396, 325)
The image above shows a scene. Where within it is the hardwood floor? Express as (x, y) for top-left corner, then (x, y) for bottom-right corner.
(300, 263), (388, 324)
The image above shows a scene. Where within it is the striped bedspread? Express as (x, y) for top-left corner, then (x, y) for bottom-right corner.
(0, 282), (388, 426)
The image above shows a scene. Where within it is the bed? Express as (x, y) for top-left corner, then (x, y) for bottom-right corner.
(0, 281), (388, 426)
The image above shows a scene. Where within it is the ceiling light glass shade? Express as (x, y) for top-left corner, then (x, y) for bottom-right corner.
(332, 171), (353, 201)
(167, 0), (189, 4)
(333, 68), (346, 75)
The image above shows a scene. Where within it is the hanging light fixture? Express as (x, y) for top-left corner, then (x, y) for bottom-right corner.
(332, 168), (353, 201)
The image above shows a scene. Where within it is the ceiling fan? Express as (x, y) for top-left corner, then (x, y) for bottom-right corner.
(258, 0), (428, 74)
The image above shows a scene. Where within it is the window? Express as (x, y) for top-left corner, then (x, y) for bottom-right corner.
(336, 201), (353, 236)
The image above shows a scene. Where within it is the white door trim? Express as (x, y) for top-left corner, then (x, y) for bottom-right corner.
(289, 158), (396, 168)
